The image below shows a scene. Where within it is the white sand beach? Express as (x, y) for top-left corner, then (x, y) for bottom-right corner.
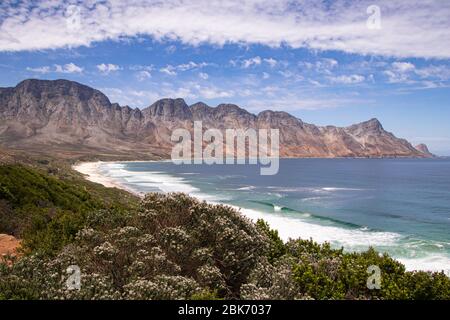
(73, 162), (117, 188)
(73, 161), (143, 196)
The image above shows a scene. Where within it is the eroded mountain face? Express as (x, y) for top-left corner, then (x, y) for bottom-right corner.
(0, 79), (429, 158)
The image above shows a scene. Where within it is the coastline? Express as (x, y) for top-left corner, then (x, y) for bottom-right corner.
(73, 162), (124, 189)
(72, 160), (450, 274)
(73, 161), (145, 197)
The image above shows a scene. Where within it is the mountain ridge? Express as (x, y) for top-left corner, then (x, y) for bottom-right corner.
(0, 79), (432, 159)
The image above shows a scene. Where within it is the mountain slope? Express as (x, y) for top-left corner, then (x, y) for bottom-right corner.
(0, 79), (430, 159)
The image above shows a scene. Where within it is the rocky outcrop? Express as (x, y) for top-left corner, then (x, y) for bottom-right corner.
(0, 79), (431, 158)
(415, 144), (434, 157)
(0, 234), (21, 262)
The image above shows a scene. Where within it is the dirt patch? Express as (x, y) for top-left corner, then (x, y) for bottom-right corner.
(0, 234), (21, 263)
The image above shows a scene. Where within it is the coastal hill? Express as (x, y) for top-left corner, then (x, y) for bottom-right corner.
(0, 79), (432, 159)
(415, 143), (435, 157)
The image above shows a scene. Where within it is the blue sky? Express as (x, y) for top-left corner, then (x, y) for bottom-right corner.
(0, 0), (450, 155)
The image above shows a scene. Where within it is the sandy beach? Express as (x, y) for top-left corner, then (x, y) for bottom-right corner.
(73, 161), (144, 196)
(73, 162), (119, 188)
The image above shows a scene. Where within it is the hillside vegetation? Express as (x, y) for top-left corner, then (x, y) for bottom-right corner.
(0, 162), (138, 255)
(0, 162), (449, 300)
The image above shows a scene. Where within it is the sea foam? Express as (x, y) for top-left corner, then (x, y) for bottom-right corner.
(92, 161), (449, 273)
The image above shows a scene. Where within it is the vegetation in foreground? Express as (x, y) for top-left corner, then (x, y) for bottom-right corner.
(0, 161), (138, 255)
(0, 162), (449, 300)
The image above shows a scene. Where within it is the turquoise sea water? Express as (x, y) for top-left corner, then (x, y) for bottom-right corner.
(97, 158), (450, 272)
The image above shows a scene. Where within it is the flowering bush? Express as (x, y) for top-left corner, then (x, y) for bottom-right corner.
(1, 192), (449, 300)
(0, 193), (267, 299)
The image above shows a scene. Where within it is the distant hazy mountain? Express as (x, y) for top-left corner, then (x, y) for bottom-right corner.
(0, 79), (431, 159)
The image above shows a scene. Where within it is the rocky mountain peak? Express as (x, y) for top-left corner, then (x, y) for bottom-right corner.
(15, 79), (111, 106)
(190, 102), (212, 111)
(0, 79), (431, 158)
(366, 118), (383, 129)
(258, 110), (303, 124)
(190, 102), (214, 121)
(415, 144), (434, 157)
(351, 118), (383, 131)
(211, 104), (257, 126)
(215, 103), (252, 116)
(346, 118), (384, 135)
(144, 98), (192, 121)
(190, 102), (213, 113)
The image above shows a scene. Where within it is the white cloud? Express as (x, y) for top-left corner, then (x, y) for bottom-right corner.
(26, 66), (51, 74)
(101, 87), (161, 107)
(383, 71), (403, 83)
(262, 72), (270, 79)
(384, 61), (415, 83)
(26, 63), (83, 74)
(129, 64), (154, 72)
(314, 58), (339, 74)
(299, 61), (314, 70)
(263, 58), (277, 68)
(160, 65), (177, 76)
(199, 72), (209, 80)
(278, 70), (303, 81)
(136, 70), (151, 81)
(97, 63), (121, 74)
(1, 1), (450, 59)
(160, 61), (209, 75)
(177, 61), (209, 71)
(246, 96), (371, 112)
(329, 74), (365, 84)
(242, 56), (262, 68)
(392, 62), (415, 73)
(414, 65), (450, 80)
(158, 81), (235, 100)
(161, 86), (197, 100)
(197, 86), (234, 99)
(54, 63), (83, 73)
(384, 62), (450, 86)
(130, 64), (153, 80)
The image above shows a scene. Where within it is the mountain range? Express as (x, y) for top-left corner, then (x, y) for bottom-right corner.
(0, 79), (434, 159)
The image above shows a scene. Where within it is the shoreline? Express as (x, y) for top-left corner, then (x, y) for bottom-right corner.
(73, 162), (125, 189)
(73, 161), (146, 197)
(72, 160), (450, 274)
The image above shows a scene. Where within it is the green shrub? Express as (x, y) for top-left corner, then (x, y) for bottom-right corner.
(0, 164), (136, 255)
(0, 193), (268, 299)
(1, 164), (449, 300)
(256, 219), (286, 264)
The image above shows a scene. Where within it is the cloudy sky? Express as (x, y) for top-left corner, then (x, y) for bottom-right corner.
(1, 0), (450, 155)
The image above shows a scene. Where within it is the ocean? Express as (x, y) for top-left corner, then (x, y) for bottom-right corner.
(96, 158), (450, 273)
